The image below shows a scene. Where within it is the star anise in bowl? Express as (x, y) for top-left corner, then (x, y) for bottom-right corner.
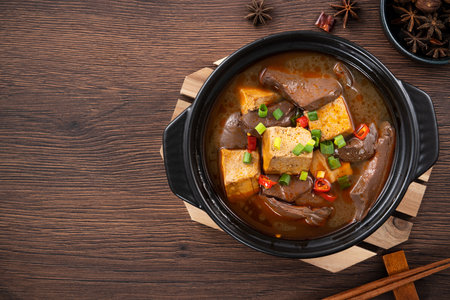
(382, 0), (450, 63)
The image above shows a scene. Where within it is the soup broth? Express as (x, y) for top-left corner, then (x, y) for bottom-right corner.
(205, 51), (394, 240)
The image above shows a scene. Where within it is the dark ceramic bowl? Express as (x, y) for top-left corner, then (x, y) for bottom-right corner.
(163, 31), (439, 258)
(380, 0), (449, 65)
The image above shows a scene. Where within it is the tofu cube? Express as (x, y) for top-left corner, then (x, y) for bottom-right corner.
(239, 87), (281, 114)
(220, 149), (260, 202)
(262, 126), (313, 175)
(307, 95), (355, 141)
(310, 150), (353, 183)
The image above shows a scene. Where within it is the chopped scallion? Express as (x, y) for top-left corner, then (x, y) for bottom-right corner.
(258, 104), (268, 118)
(311, 129), (321, 140)
(312, 136), (320, 147)
(320, 141), (334, 155)
(243, 152), (252, 164)
(328, 156), (341, 170)
(279, 173), (291, 186)
(299, 171), (308, 181)
(292, 143), (305, 156)
(336, 140), (346, 149)
(273, 137), (281, 150)
(334, 134), (346, 149)
(338, 175), (352, 189)
(272, 108), (284, 120)
(303, 139), (316, 153)
(307, 111), (318, 121)
(255, 123), (266, 135)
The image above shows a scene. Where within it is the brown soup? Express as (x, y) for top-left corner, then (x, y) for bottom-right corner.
(205, 51), (395, 240)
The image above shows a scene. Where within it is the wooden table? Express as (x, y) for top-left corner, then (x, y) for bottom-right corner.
(1, 1), (449, 299)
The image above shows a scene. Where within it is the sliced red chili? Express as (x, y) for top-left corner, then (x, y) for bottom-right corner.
(247, 135), (257, 152)
(354, 123), (370, 140)
(316, 192), (337, 202)
(314, 178), (331, 193)
(258, 175), (277, 189)
(296, 116), (309, 128)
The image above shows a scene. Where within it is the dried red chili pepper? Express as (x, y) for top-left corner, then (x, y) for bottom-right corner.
(315, 12), (336, 32)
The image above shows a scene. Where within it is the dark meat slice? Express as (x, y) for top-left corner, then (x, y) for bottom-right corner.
(294, 191), (327, 207)
(333, 62), (354, 88)
(241, 100), (296, 137)
(336, 123), (378, 162)
(259, 67), (342, 111)
(261, 196), (333, 226)
(219, 112), (248, 149)
(261, 174), (313, 203)
(350, 121), (395, 220)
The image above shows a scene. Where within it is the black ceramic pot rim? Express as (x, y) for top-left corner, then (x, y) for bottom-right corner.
(379, 0), (449, 65)
(183, 31), (419, 258)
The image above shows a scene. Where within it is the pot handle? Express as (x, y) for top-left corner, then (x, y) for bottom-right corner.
(163, 108), (200, 208)
(402, 81), (439, 180)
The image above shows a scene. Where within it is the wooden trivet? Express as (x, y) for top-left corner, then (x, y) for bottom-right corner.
(160, 58), (433, 273)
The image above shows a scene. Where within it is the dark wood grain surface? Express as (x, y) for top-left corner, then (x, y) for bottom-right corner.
(0, 1), (449, 299)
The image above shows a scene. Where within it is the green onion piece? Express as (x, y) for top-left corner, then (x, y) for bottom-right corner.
(273, 137), (281, 150)
(336, 140), (346, 149)
(334, 134), (346, 149)
(311, 129), (321, 140)
(320, 141), (334, 155)
(337, 175), (352, 189)
(272, 108), (284, 120)
(303, 139), (316, 153)
(300, 171), (308, 181)
(258, 104), (268, 118)
(307, 111), (318, 121)
(290, 108), (302, 126)
(243, 152), (252, 164)
(292, 143), (305, 156)
(312, 136), (320, 147)
(279, 173), (291, 186)
(255, 123), (267, 135)
(328, 156), (342, 170)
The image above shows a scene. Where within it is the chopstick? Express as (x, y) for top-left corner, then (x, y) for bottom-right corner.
(323, 258), (450, 300)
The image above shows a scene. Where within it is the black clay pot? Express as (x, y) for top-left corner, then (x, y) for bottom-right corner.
(163, 31), (439, 258)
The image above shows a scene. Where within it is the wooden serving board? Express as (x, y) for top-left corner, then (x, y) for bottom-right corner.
(160, 58), (433, 273)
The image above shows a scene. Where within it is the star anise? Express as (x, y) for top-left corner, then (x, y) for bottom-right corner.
(330, 0), (359, 29)
(430, 38), (446, 46)
(417, 12), (446, 40)
(403, 30), (429, 53)
(426, 46), (449, 58)
(245, 0), (273, 26)
(441, 9), (450, 26)
(393, 5), (421, 32)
